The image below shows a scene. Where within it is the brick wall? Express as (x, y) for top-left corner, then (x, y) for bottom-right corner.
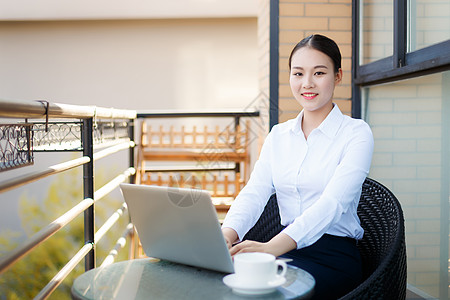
(362, 1), (450, 297)
(412, 0), (450, 51)
(361, 0), (393, 64)
(278, 0), (353, 122)
(367, 72), (447, 297)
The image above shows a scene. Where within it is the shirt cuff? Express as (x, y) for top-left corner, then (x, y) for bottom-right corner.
(281, 224), (320, 249)
(221, 221), (246, 242)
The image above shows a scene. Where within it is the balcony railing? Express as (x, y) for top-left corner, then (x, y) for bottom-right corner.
(0, 99), (136, 299)
(0, 99), (261, 299)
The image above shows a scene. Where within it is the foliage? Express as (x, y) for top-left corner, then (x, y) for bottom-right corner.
(0, 166), (130, 300)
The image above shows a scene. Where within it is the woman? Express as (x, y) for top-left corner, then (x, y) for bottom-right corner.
(221, 34), (374, 299)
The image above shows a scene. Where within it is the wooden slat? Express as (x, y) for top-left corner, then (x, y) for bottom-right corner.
(141, 150), (247, 162)
(140, 171), (243, 198)
(143, 123), (248, 149)
(138, 122), (250, 199)
(181, 126), (186, 147)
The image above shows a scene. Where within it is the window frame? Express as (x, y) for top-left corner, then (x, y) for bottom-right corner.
(352, 0), (450, 118)
(352, 1), (450, 298)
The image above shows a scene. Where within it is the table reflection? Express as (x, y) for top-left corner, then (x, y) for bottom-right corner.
(71, 258), (315, 300)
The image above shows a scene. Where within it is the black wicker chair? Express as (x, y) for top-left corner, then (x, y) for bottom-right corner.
(242, 177), (407, 300)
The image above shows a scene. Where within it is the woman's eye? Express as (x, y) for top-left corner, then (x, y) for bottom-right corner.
(293, 72), (303, 76)
(315, 71), (325, 76)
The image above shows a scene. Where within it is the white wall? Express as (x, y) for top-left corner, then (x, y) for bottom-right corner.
(0, 16), (259, 237)
(0, 18), (258, 111)
(0, 0), (257, 20)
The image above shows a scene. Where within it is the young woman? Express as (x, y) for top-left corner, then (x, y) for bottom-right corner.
(221, 34), (374, 299)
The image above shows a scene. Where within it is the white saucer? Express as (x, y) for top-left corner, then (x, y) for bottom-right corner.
(223, 274), (286, 296)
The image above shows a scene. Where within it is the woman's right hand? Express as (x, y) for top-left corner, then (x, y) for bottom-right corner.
(222, 227), (238, 249)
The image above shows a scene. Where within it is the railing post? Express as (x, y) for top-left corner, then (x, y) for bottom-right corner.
(128, 119), (135, 184)
(82, 118), (95, 270)
(233, 116), (241, 175)
(127, 118), (137, 259)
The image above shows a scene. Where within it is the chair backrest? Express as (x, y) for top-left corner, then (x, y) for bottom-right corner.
(340, 178), (407, 300)
(242, 178), (407, 300)
(242, 192), (285, 242)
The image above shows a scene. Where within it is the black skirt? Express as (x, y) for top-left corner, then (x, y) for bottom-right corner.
(280, 234), (362, 300)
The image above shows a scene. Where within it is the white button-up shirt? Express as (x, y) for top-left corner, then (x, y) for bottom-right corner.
(222, 105), (374, 249)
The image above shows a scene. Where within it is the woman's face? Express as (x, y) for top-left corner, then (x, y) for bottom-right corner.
(289, 47), (342, 115)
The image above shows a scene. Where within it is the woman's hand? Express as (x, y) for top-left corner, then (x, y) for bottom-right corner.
(222, 227), (239, 249)
(230, 233), (297, 257)
(229, 240), (270, 256)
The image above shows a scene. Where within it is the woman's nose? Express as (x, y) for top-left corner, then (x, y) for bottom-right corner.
(303, 75), (314, 88)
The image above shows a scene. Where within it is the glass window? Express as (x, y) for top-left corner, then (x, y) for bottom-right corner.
(363, 71), (450, 299)
(360, 0), (394, 64)
(408, 0), (450, 52)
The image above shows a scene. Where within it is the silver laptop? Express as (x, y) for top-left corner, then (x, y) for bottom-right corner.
(120, 183), (234, 273)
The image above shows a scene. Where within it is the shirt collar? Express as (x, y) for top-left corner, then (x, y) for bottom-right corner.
(291, 111), (304, 135)
(290, 104), (344, 138)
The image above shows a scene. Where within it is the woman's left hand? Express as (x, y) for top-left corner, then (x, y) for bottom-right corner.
(229, 240), (271, 256)
(229, 233), (297, 257)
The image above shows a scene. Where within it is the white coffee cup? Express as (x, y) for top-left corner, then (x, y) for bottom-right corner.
(233, 252), (287, 287)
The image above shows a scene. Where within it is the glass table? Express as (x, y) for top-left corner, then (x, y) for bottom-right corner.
(71, 258), (315, 300)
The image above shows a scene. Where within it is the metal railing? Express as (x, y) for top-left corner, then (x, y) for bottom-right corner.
(0, 99), (136, 299)
(0, 99), (262, 299)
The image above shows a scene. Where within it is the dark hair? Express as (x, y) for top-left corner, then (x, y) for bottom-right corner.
(288, 34), (342, 73)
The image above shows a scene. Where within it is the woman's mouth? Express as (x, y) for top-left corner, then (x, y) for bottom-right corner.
(301, 93), (318, 100)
